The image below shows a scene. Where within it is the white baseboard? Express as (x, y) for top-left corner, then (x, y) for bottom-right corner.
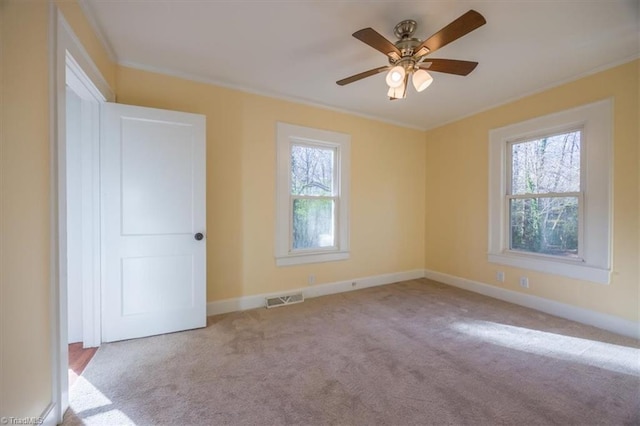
(206, 268), (638, 339)
(206, 269), (425, 316)
(423, 269), (640, 339)
(40, 402), (56, 426)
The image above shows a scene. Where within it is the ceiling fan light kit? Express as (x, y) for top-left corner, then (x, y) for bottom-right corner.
(337, 10), (486, 100)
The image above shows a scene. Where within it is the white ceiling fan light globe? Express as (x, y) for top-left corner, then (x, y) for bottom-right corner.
(412, 69), (433, 92)
(385, 65), (406, 88)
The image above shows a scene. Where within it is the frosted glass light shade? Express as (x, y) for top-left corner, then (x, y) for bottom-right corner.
(385, 66), (405, 88)
(412, 69), (433, 92)
(387, 83), (405, 99)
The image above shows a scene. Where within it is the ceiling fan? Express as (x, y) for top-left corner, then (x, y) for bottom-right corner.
(337, 10), (486, 99)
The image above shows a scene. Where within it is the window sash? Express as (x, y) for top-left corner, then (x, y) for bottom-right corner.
(505, 192), (584, 260)
(289, 195), (339, 253)
(289, 141), (340, 253)
(506, 128), (583, 197)
(290, 142), (338, 197)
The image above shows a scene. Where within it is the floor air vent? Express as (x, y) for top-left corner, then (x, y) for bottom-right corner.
(265, 293), (304, 309)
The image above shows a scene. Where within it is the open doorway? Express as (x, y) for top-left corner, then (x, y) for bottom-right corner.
(64, 72), (101, 387)
(65, 58), (102, 349)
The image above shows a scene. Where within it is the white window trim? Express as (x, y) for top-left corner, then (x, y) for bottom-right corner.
(276, 123), (350, 266)
(488, 99), (612, 284)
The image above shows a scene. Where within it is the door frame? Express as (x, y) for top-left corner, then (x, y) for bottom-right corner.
(65, 56), (102, 347)
(50, 6), (114, 423)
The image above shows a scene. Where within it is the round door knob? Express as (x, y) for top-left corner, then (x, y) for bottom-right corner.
(194, 232), (204, 241)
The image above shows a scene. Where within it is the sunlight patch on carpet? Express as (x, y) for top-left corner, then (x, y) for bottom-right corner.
(69, 376), (136, 425)
(451, 320), (640, 376)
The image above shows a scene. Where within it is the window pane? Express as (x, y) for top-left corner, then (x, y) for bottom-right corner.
(511, 130), (581, 195)
(291, 145), (334, 196)
(510, 197), (578, 257)
(292, 198), (334, 250)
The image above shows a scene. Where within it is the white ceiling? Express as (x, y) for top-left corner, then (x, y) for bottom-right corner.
(82, 0), (639, 130)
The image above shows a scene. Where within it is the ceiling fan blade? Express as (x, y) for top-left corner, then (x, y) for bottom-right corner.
(337, 66), (389, 86)
(352, 28), (402, 60)
(413, 10), (486, 58)
(418, 59), (478, 76)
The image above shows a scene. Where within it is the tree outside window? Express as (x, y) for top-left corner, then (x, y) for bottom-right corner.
(290, 144), (336, 250)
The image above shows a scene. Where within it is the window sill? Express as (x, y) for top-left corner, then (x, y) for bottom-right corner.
(276, 251), (349, 267)
(488, 252), (610, 284)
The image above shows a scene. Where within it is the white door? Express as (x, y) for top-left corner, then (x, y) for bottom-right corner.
(101, 103), (206, 342)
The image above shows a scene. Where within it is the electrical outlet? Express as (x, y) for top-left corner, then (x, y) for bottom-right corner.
(496, 271), (505, 282)
(519, 276), (529, 288)
(308, 275), (315, 286)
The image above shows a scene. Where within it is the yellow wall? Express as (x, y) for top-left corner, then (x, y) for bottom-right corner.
(0, 0), (116, 418)
(424, 60), (639, 322)
(116, 66), (426, 301)
(1, 0), (53, 417)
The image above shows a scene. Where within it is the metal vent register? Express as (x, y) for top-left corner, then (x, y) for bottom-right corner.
(265, 293), (304, 309)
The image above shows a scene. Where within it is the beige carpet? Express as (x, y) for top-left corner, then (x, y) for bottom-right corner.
(64, 279), (640, 425)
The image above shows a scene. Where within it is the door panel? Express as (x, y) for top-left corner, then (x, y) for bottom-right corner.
(102, 103), (206, 342)
(121, 118), (195, 235)
(121, 255), (194, 315)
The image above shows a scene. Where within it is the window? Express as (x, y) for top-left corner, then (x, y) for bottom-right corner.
(488, 99), (612, 284)
(276, 123), (350, 266)
(508, 130), (582, 258)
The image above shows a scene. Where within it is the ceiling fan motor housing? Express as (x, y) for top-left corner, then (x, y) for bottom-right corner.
(391, 20), (426, 63)
(393, 19), (417, 39)
(392, 39), (422, 63)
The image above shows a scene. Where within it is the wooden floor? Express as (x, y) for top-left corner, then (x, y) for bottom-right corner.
(68, 343), (98, 387)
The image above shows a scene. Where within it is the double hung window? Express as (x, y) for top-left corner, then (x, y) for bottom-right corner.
(276, 123), (350, 266)
(488, 100), (612, 283)
(507, 129), (582, 258)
